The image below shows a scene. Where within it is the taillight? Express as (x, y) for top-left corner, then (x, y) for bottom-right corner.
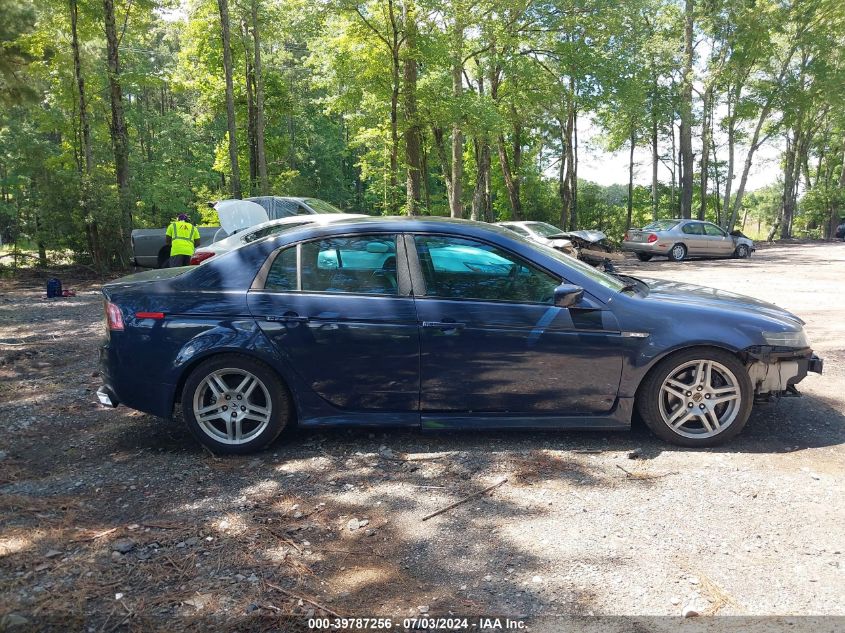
(135, 312), (165, 320)
(105, 301), (124, 331)
(623, 231), (629, 241)
(190, 251), (215, 265)
(647, 233), (658, 243)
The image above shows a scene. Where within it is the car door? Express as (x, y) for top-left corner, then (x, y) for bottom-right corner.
(408, 234), (622, 417)
(680, 222), (705, 255)
(247, 233), (420, 412)
(702, 222), (733, 256)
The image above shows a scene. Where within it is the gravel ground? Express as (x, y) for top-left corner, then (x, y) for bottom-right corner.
(0, 243), (843, 631)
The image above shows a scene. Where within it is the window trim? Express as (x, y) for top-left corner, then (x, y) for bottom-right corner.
(250, 231), (411, 298)
(405, 232), (564, 306)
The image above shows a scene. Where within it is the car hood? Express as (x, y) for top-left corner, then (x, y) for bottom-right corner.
(214, 199), (269, 235)
(560, 230), (607, 243)
(640, 278), (804, 326)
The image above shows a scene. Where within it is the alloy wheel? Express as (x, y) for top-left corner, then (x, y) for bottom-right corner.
(671, 244), (686, 261)
(658, 359), (742, 439)
(192, 369), (272, 445)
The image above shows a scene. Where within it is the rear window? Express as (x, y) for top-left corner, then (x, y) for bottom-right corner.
(303, 198), (343, 214)
(642, 220), (680, 232)
(243, 221), (312, 244)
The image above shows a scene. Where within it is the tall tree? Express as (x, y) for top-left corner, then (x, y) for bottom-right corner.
(678, 0), (694, 219)
(103, 0), (132, 254)
(251, 0), (268, 195)
(217, 0), (242, 198)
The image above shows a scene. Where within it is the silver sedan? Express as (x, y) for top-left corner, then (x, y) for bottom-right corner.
(622, 219), (755, 262)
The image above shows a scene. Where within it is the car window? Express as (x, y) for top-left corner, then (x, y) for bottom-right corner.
(525, 222), (566, 238)
(413, 235), (559, 304)
(243, 221), (313, 244)
(503, 225), (531, 237)
(265, 246), (298, 291)
(302, 198), (344, 214)
(703, 223), (726, 236)
(681, 222), (703, 235)
(643, 220), (680, 232)
(264, 234), (399, 295)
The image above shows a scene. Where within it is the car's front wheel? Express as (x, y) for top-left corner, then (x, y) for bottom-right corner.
(181, 354), (291, 454)
(636, 348), (753, 447)
(635, 252), (653, 262)
(734, 244), (750, 259)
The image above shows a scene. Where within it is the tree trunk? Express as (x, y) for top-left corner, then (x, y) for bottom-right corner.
(432, 126), (454, 205)
(570, 102), (578, 230)
(830, 143), (845, 237)
(70, 0), (92, 175)
(245, 53), (258, 194)
(402, 0), (422, 215)
(626, 129), (635, 230)
(651, 109), (658, 221)
(699, 84), (711, 221)
(103, 0), (132, 258)
(217, 0), (242, 198)
(727, 46), (799, 230)
(498, 125), (523, 221)
(679, 0), (694, 219)
(669, 121), (676, 211)
(251, 0), (269, 195)
(449, 8), (463, 218)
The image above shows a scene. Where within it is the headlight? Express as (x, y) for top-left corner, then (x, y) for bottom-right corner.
(762, 330), (809, 348)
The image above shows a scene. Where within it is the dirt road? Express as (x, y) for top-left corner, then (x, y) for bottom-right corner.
(1, 243), (843, 630)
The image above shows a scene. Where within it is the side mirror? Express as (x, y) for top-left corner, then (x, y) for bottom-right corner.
(554, 283), (584, 308)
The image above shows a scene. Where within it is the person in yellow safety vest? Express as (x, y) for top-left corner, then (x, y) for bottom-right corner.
(165, 213), (201, 267)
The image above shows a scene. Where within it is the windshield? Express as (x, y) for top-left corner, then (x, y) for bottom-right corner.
(526, 222), (566, 238)
(642, 220), (680, 232)
(243, 220), (314, 244)
(303, 198), (343, 214)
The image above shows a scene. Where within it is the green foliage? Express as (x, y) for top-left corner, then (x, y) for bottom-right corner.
(0, 0), (843, 268)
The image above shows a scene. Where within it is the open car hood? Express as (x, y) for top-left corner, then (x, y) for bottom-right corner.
(214, 199), (269, 235)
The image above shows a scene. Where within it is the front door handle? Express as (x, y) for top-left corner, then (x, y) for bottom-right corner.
(268, 312), (309, 323)
(422, 321), (465, 330)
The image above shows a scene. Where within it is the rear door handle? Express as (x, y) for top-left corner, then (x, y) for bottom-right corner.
(422, 321), (465, 330)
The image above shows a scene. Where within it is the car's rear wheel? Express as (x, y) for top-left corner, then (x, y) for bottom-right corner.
(636, 348), (753, 447)
(635, 253), (653, 262)
(668, 243), (687, 262)
(734, 244), (750, 259)
(181, 354), (291, 454)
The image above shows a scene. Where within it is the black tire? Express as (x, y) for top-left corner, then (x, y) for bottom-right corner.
(636, 347), (753, 447)
(635, 253), (653, 262)
(734, 244), (750, 259)
(667, 243), (687, 262)
(181, 354), (292, 454)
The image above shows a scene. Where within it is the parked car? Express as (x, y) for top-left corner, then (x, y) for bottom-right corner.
(622, 219), (755, 262)
(189, 201), (366, 265)
(496, 222), (623, 270)
(98, 217), (822, 454)
(495, 221), (577, 256)
(130, 196), (346, 269)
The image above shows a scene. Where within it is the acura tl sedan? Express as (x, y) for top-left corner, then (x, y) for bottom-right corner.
(98, 217), (822, 454)
(622, 219), (755, 262)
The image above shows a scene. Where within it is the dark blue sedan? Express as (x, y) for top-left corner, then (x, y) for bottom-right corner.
(98, 217), (822, 454)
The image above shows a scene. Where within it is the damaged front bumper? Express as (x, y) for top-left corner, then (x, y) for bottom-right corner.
(744, 346), (823, 397)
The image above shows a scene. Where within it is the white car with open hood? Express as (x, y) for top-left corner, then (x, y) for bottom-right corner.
(190, 199), (365, 265)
